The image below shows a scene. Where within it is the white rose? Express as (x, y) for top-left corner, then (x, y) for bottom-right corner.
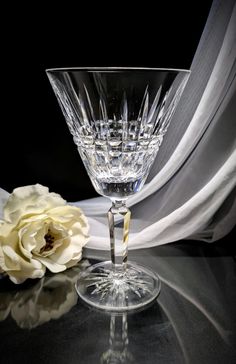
(0, 184), (89, 284)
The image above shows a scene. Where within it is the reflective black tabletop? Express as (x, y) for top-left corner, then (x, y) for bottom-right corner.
(0, 240), (235, 364)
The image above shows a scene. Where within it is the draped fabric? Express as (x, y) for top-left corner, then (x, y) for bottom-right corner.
(1, 0), (236, 250)
(77, 0), (236, 250)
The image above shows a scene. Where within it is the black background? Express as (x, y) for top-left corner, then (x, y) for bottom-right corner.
(1, 2), (213, 201)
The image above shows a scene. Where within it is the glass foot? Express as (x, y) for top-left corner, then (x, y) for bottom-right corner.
(75, 261), (161, 312)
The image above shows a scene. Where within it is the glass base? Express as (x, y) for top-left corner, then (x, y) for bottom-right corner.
(75, 261), (161, 312)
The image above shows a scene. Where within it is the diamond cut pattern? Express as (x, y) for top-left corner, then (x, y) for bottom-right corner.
(48, 70), (189, 197)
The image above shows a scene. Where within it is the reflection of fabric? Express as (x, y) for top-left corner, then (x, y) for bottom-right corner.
(0, 1), (236, 251)
(0, 261), (89, 329)
(85, 246), (236, 363)
(154, 252), (236, 364)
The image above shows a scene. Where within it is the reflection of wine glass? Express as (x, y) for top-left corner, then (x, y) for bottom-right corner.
(46, 67), (190, 311)
(100, 313), (134, 364)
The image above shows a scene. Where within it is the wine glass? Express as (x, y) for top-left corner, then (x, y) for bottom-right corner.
(46, 67), (190, 312)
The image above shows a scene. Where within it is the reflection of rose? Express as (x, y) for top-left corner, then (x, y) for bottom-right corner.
(0, 290), (14, 321)
(0, 261), (89, 329)
(0, 184), (89, 284)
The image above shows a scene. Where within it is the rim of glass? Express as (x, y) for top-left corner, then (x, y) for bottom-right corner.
(46, 66), (191, 73)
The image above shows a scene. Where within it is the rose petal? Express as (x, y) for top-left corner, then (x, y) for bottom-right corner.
(19, 221), (48, 255)
(7, 265), (46, 284)
(4, 184), (66, 224)
(65, 253), (82, 268)
(2, 245), (22, 270)
(18, 223), (43, 258)
(48, 229), (89, 265)
(48, 240), (80, 265)
(37, 257), (66, 273)
(17, 214), (49, 225)
(49, 206), (89, 227)
(0, 222), (14, 237)
(70, 222), (90, 245)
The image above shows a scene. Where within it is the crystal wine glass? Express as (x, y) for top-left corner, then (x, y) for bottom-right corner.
(46, 67), (190, 311)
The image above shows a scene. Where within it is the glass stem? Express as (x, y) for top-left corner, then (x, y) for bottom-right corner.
(108, 200), (131, 272)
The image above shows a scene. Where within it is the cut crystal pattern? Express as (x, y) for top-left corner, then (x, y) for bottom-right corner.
(76, 261), (161, 311)
(48, 70), (189, 198)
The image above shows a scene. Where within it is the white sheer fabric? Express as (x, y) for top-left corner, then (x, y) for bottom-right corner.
(77, 0), (236, 250)
(1, 0), (236, 250)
